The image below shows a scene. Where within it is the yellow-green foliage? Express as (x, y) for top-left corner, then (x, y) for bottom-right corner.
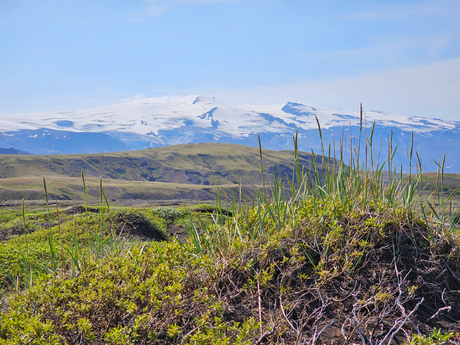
(0, 208), (168, 289)
(0, 193), (459, 344)
(404, 328), (458, 345)
(0, 241), (260, 344)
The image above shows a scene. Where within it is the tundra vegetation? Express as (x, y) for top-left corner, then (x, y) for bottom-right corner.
(0, 143), (321, 209)
(0, 116), (459, 344)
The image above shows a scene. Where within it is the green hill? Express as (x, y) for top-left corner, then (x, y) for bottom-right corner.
(0, 143), (315, 184)
(0, 143), (319, 203)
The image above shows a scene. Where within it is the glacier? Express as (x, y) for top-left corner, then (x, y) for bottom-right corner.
(0, 95), (459, 172)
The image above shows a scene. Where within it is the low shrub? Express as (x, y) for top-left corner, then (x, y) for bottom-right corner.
(152, 206), (184, 223)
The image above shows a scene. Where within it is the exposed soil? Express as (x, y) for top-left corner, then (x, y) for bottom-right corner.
(111, 211), (169, 242)
(166, 224), (188, 242)
(0, 225), (27, 241)
(0, 222), (58, 242)
(192, 205), (233, 217)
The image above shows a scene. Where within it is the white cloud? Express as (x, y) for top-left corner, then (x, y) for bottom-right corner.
(208, 58), (460, 121)
(292, 33), (456, 68)
(128, 0), (240, 21)
(118, 93), (146, 102)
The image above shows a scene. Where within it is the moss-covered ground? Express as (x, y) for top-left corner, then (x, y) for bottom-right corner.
(0, 197), (459, 344)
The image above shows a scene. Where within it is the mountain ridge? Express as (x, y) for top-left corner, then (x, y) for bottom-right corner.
(0, 147), (30, 155)
(1, 95), (459, 172)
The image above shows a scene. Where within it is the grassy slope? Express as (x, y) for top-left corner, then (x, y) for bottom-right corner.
(2, 142), (458, 205)
(0, 143), (315, 202)
(407, 173), (460, 210)
(0, 176), (259, 204)
(0, 143), (314, 184)
(420, 172), (460, 191)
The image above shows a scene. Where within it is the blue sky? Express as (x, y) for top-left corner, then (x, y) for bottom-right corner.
(0, 0), (459, 119)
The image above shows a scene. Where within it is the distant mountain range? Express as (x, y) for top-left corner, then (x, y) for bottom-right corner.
(0, 147), (30, 155)
(1, 95), (459, 172)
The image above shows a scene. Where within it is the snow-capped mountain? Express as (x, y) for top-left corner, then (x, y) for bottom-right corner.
(1, 95), (459, 172)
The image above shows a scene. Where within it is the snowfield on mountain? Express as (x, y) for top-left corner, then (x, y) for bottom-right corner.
(1, 95), (459, 172)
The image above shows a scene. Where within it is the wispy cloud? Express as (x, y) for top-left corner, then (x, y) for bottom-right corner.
(118, 94), (146, 103)
(291, 33), (456, 67)
(344, 0), (460, 21)
(209, 58), (460, 121)
(128, 0), (240, 21)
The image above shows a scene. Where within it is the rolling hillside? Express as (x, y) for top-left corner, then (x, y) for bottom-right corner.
(0, 143), (316, 184)
(1, 95), (459, 172)
(0, 143), (318, 203)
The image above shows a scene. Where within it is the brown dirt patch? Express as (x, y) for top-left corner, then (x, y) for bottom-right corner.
(111, 211), (168, 242)
(167, 224), (188, 242)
